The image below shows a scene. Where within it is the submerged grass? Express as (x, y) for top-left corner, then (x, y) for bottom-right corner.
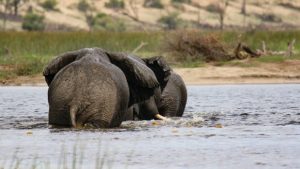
(0, 30), (299, 80)
(0, 140), (111, 169)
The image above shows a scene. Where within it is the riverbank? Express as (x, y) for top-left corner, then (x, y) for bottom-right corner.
(1, 61), (300, 86)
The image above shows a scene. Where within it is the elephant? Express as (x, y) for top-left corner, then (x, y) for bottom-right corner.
(129, 56), (187, 120)
(120, 55), (169, 121)
(43, 47), (166, 128)
(145, 56), (187, 117)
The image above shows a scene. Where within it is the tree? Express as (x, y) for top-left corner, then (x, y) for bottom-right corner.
(128, 0), (139, 21)
(105, 0), (124, 9)
(77, 0), (93, 31)
(218, 0), (228, 30)
(41, 0), (57, 11)
(11, 0), (28, 16)
(0, 0), (10, 30)
(143, 0), (164, 9)
(158, 12), (182, 30)
(78, 0), (90, 13)
(88, 13), (126, 32)
(171, 0), (191, 4)
(22, 11), (45, 31)
(241, 0), (246, 14)
(241, 0), (246, 27)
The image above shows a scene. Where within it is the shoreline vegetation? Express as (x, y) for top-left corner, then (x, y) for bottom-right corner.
(0, 30), (300, 85)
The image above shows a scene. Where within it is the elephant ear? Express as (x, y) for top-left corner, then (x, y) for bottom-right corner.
(143, 56), (172, 90)
(105, 52), (159, 105)
(43, 48), (90, 86)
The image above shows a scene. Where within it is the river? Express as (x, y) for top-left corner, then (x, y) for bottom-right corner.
(0, 84), (299, 169)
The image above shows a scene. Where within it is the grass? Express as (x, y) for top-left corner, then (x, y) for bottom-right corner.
(221, 30), (300, 52)
(0, 140), (112, 169)
(0, 30), (300, 80)
(176, 60), (205, 68)
(0, 31), (163, 80)
(255, 55), (286, 63)
(212, 60), (257, 67)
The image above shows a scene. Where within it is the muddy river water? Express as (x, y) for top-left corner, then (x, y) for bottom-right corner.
(0, 84), (300, 169)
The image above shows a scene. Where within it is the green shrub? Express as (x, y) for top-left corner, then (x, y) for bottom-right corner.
(78, 0), (90, 12)
(41, 0), (57, 10)
(257, 13), (282, 23)
(158, 12), (182, 30)
(144, 0), (164, 9)
(89, 13), (126, 32)
(171, 0), (191, 4)
(205, 3), (222, 13)
(22, 12), (45, 31)
(105, 0), (125, 9)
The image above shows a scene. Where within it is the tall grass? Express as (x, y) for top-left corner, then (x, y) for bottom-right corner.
(230, 30), (300, 52)
(0, 31), (163, 78)
(0, 30), (299, 79)
(0, 31), (163, 59)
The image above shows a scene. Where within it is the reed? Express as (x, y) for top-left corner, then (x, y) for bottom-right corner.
(0, 30), (299, 79)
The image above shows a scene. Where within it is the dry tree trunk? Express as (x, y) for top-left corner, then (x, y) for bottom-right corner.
(129, 0), (139, 21)
(218, 0), (229, 30)
(241, 0), (246, 27)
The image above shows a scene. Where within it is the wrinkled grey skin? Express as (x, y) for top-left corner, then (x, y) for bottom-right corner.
(127, 56), (187, 120)
(158, 72), (187, 117)
(145, 56), (187, 117)
(43, 48), (159, 128)
(121, 55), (163, 121)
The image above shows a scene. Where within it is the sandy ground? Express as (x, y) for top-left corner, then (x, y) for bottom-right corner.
(1, 61), (300, 86)
(4, 0), (300, 31)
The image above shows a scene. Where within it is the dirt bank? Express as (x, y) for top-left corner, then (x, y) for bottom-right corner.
(1, 61), (300, 86)
(176, 61), (300, 85)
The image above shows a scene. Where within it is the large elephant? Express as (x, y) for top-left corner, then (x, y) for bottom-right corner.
(131, 56), (187, 120)
(43, 48), (166, 128)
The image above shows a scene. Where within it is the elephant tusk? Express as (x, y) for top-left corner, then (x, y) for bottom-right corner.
(155, 114), (170, 121)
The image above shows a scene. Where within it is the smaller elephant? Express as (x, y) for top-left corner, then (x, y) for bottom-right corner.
(144, 56), (187, 117)
(128, 56), (187, 120)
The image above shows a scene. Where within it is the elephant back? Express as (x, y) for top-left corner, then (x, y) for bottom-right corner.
(48, 60), (129, 128)
(159, 72), (187, 117)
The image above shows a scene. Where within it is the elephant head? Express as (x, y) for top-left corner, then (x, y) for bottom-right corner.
(143, 56), (172, 91)
(43, 48), (166, 128)
(140, 56), (187, 118)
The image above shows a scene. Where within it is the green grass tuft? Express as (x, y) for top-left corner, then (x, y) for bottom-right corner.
(255, 55), (286, 63)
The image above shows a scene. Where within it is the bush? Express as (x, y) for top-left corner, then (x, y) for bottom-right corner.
(22, 12), (45, 31)
(171, 0), (191, 4)
(163, 30), (233, 62)
(105, 0), (125, 9)
(89, 13), (126, 32)
(158, 12), (182, 30)
(41, 0), (57, 10)
(257, 13), (282, 23)
(144, 0), (164, 9)
(78, 0), (90, 13)
(205, 3), (222, 13)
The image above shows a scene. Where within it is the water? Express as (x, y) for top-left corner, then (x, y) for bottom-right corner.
(0, 85), (300, 169)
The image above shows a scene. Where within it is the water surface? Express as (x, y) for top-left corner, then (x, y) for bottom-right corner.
(0, 85), (299, 169)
